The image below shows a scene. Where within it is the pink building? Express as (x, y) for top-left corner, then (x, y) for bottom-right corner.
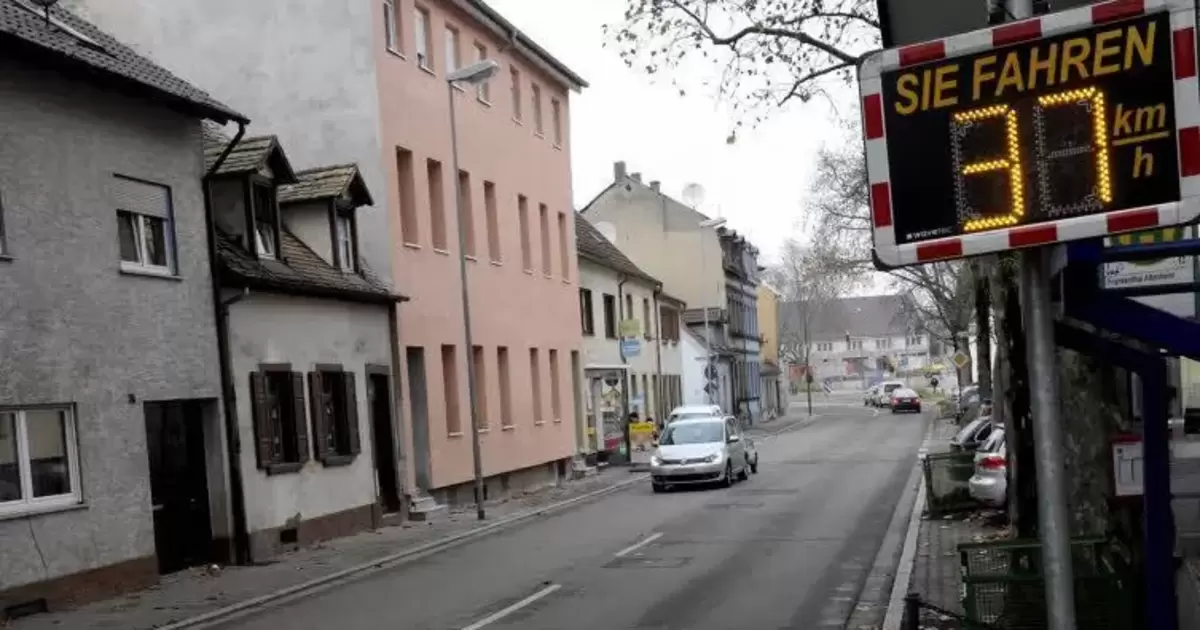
(74, 0), (588, 510)
(377, 1), (588, 502)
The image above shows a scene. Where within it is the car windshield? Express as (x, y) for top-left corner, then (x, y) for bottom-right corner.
(660, 421), (724, 445)
(670, 412), (717, 422)
(955, 417), (988, 443)
(894, 389), (916, 398)
(884, 383), (902, 393)
(980, 429), (1006, 452)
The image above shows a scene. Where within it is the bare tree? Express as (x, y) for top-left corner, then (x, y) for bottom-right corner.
(607, 0), (879, 132)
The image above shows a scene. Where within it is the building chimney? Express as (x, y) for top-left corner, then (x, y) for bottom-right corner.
(650, 180), (660, 192)
(631, 173), (642, 182)
(613, 161), (627, 181)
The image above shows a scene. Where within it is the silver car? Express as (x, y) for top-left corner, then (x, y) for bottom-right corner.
(968, 429), (1007, 507)
(650, 416), (750, 492)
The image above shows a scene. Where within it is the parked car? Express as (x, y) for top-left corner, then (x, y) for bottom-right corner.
(666, 405), (723, 425)
(950, 415), (996, 451)
(875, 381), (905, 406)
(889, 387), (922, 413)
(864, 385), (880, 406)
(650, 415), (751, 492)
(969, 429), (1007, 507)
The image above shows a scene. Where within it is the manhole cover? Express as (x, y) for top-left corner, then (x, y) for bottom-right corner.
(604, 556), (692, 569)
(705, 501), (766, 510)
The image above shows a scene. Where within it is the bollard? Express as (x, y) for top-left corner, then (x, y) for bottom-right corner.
(903, 592), (921, 630)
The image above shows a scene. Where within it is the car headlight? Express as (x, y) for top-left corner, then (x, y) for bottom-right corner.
(703, 453), (720, 463)
(650, 455), (661, 466)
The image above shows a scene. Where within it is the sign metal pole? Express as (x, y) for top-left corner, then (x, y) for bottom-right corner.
(1007, 1), (1076, 626)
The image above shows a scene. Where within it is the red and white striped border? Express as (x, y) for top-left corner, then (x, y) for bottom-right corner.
(860, 0), (1200, 267)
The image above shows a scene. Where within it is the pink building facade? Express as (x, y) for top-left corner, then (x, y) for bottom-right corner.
(374, 0), (587, 498)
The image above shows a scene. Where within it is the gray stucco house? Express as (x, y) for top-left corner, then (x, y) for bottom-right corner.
(203, 132), (406, 562)
(0, 0), (246, 616)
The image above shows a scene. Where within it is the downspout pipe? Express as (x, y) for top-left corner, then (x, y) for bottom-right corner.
(203, 121), (251, 565)
(652, 283), (664, 424)
(617, 274), (631, 462)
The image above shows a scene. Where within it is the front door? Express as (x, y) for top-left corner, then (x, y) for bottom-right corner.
(144, 401), (213, 574)
(368, 372), (402, 513)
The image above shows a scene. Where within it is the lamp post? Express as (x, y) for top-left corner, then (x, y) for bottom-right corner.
(447, 59), (499, 522)
(698, 217), (727, 407)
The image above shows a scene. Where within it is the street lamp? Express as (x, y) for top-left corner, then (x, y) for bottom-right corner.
(698, 217), (727, 407)
(447, 58), (499, 522)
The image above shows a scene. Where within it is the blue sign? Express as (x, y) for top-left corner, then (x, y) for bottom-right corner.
(620, 338), (641, 358)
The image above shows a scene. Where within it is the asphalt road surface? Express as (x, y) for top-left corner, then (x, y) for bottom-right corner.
(222, 398), (926, 630)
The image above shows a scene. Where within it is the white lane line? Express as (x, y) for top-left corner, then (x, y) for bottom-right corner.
(460, 583), (562, 630)
(613, 532), (664, 557)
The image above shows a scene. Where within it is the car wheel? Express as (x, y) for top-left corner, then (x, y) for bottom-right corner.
(652, 482), (666, 493)
(891, 408), (898, 414)
(750, 458), (759, 474)
(738, 460), (750, 481)
(721, 462), (734, 488)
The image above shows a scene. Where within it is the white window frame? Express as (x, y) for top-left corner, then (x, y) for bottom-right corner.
(0, 406), (83, 518)
(474, 42), (490, 103)
(255, 220), (278, 260)
(532, 83), (544, 135)
(118, 210), (174, 275)
(335, 213), (356, 271)
(510, 66), (522, 121)
(414, 6), (432, 70)
(383, 0), (399, 53)
(444, 26), (460, 74)
(551, 98), (563, 147)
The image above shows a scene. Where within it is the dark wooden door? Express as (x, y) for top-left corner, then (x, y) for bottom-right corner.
(369, 374), (401, 513)
(145, 401), (213, 574)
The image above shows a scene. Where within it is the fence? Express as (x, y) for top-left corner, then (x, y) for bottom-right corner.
(921, 450), (977, 516)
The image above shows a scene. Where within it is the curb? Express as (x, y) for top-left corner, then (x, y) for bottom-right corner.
(159, 472), (650, 630)
(881, 416), (938, 630)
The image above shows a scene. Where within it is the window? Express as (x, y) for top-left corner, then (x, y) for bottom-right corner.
(551, 98), (563, 147)
(642, 298), (652, 339)
(309, 368), (362, 465)
(658, 306), (680, 342)
(414, 6), (432, 69)
(538, 203), (551, 275)
(397, 147), (419, 245)
(471, 346), (488, 430)
(498, 347), (513, 428)
(518, 194), (531, 270)
(252, 183), (279, 259)
(557, 211), (569, 280)
(441, 345), (461, 434)
(484, 181), (500, 262)
(532, 83), (544, 135)
(458, 170), (475, 257)
(427, 159), (447, 249)
(602, 293), (617, 339)
(530, 349), (543, 424)
(115, 176), (174, 274)
(848, 339), (863, 351)
(624, 294), (634, 321)
(383, 0), (400, 52)
(816, 342), (833, 352)
(474, 43), (491, 102)
(250, 368), (309, 473)
(0, 407), (80, 515)
(876, 338), (892, 350)
(444, 26), (460, 73)
(510, 67), (522, 121)
(907, 335), (925, 346)
(333, 211), (357, 271)
(579, 288), (595, 335)
(549, 350), (561, 421)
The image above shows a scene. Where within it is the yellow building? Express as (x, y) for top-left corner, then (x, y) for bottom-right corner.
(758, 283), (783, 414)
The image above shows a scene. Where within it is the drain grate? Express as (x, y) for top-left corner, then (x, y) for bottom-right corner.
(731, 488), (794, 497)
(704, 501), (766, 510)
(604, 556), (692, 569)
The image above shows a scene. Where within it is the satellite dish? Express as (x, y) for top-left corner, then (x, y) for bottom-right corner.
(682, 183), (706, 208)
(595, 221), (617, 243)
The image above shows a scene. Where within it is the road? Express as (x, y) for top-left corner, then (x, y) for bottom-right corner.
(221, 396), (926, 630)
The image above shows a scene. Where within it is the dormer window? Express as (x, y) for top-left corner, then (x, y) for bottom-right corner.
(252, 183), (279, 259)
(333, 207), (358, 272)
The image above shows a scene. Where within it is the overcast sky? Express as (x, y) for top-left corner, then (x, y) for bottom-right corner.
(487, 0), (857, 264)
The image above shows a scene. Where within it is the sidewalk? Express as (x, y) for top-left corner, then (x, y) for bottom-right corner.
(7, 469), (645, 630)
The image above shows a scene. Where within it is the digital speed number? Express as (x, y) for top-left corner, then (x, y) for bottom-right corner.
(880, 11), (1181, 246)
(950, 87), (1112, 233)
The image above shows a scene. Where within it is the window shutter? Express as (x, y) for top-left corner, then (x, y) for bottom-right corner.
(291, 372), (310, 464)
(114, 177), (170, 218)
(343, 372), (362, 456)
(308, 371), (330, 462)
(249, 372), (273, 468)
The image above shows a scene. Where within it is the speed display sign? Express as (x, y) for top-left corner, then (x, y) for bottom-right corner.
(860, 0), (1200, 267)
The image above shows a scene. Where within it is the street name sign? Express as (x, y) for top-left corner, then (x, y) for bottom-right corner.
(859, 0), (1200, 268)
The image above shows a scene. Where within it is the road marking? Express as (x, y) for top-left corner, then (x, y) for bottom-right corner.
(460, 583), (562, 630)
(614, 532), (663, 557)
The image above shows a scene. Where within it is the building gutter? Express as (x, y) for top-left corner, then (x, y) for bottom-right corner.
(386, 299), (408, 514)
(652, 282), (664, 422)
(617, 274), (631, 461)
(203, 121), (251, 565)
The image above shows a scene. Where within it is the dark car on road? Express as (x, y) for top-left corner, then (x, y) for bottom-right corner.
(889, 387), (921, 413)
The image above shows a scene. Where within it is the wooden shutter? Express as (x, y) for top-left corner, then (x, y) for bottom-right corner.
(291, 372), (310, 464)
(343, 371), (362, 456)
(249, 372), (273, 469)
(308, 371), (330, 462)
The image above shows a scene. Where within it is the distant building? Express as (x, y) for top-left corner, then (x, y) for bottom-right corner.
(757, 283), (784, 414)
(783, 294), (931, 387)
